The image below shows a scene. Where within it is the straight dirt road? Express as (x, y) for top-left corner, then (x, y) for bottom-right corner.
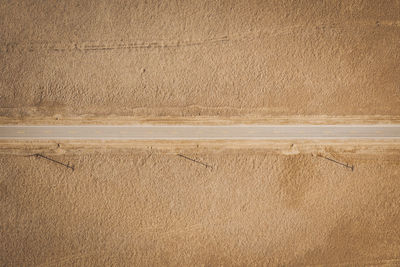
(1, 125), (400, 140)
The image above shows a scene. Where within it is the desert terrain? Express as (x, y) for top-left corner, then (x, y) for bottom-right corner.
(1, 140), (400, 266)
(1, 0), (399, 124)
(1, 0), (400, 266)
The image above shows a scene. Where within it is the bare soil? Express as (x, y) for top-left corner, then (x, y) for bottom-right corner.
(1, 142), (400, 266)
(1, 0), (400, 124)
(1, 1), (400, 265)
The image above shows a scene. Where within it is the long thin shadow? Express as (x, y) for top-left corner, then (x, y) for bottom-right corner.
(317, 154), (354, 171)
(177, 154), (212, 169)
(27, 153), (74, 171)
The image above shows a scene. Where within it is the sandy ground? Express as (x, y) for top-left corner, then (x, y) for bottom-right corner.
(1, 141), (400, 266)
(1, 1), (400, 266)
(1, 0), (400, 124)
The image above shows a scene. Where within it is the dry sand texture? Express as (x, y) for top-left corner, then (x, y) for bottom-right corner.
(1, 143), (400, 266)
(1, 0), (400, 266)
(1, 0), (400, 124)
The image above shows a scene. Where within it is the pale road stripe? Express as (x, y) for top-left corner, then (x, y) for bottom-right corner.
(1, 125), (400, 140)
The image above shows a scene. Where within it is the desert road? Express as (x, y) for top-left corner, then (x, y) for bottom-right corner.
(1, 125), (400, 140)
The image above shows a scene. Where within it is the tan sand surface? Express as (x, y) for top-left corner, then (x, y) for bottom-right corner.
(1, 142), (400, 265)
(1, 0), (400, 124)
(1, 1), (400, 265)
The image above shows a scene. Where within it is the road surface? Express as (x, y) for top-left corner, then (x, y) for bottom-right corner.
(1, 125), (400, 140)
